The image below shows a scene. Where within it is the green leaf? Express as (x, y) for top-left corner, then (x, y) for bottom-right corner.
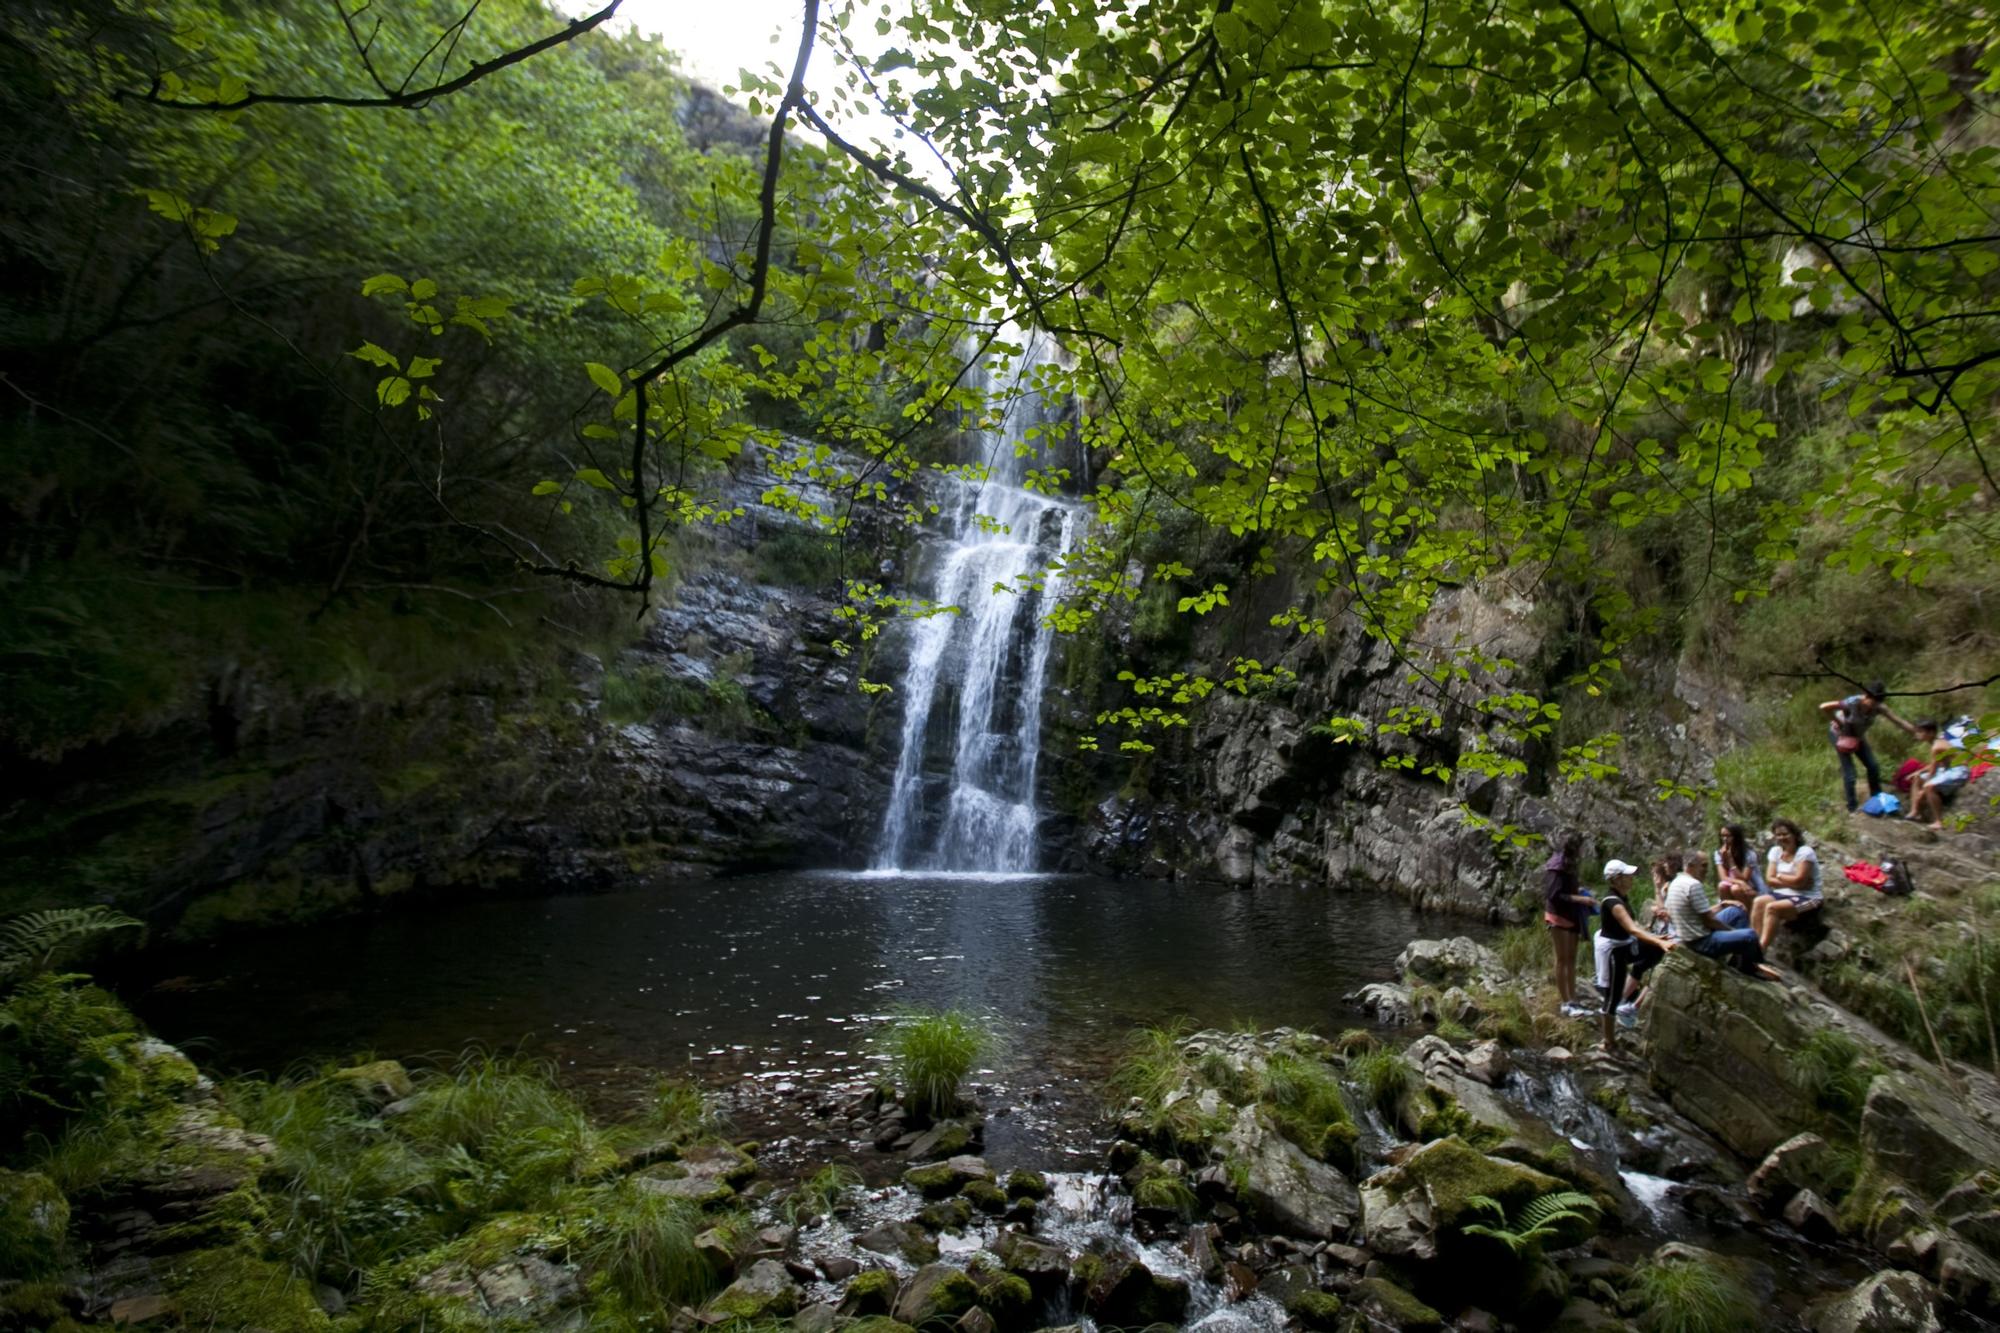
(406, 356), (442, 379)
(585, 362), (623, 395)
(532, 480), (561, 496)
(361, 273), (407, 297)
(574, 468), (615, 490)
(376, 375), (412, 407)
(349, 342), (400, 370)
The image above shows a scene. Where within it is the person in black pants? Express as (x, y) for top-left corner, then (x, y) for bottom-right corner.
(1597, 859), (1679, 1054)
(1817, 681), (1923, 813)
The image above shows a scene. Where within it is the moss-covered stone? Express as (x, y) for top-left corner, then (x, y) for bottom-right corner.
(965, 1263), (1033, 1325)
(1133, 1174), (1196, 1218)
(1003, 1169), (1048, 1200)
(172, 1248), (330, 1333)
(839, 1268), (898, 1317)
(0, 1171), (69, 1278)
(890, 1264), (980, 1327)
(903, 1163), (962, 1198)
(329, 1059), (413, 1105)
(845, 1320), (919, 1333)
(918, 1197), (973, 1232)
(1350, 1276), (1443, 1331)
(710, 1259), (803, 1321)
(1288, 1289), (1344, 1328)
(961, 1177), (1008, 1213)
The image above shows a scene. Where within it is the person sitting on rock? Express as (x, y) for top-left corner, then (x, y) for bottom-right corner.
(1751, 819), (1823, 948)
(1905, 719), (1971, 832)
(1543, 830), (1596, 1016)
(1597, 858), (1678, 1054)
(1666, 850), (1775, 979)
(1712, 822), (1765, 908)
(1818, 681), (1923, 814)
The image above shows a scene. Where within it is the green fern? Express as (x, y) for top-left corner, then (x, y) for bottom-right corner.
(0, 907), (141, 984)
(1461, 1189), (1601, 1255)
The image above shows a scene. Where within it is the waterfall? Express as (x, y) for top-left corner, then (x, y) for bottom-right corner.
(874, 328), (1078, 873)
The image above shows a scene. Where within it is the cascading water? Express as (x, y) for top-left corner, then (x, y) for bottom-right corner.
(875, 328), (1078, 873)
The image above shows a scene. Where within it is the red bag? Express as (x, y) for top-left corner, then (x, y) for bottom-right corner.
(1836, 735), (1862, 754)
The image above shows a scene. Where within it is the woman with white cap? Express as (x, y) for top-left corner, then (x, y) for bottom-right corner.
(1596, 858), (1679, 1053)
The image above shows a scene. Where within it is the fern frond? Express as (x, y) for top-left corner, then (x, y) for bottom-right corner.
(1463, 1193), (1509, 1223)
(1462, 1222), (1529, 1253)
(0, 907), (141, 982)
(1517, 1190), (1600, 1230)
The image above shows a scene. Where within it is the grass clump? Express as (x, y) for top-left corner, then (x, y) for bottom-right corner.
(888, 1009), (986, 1122)
(573, 1181), (723, 1315)
(1132, 1173), (1197, 1218)
(641, 1078), (721, 1142)
(753, 528), (841, 588)
(1349, 1048), (1415, 1115)
(1496, 924), (1547, 979)
(785, 1163), (862, 1223)
(1261, 1054), (1358, 1169)
(1791, 1030), (1879, 1132)
(1626, 1253), (1755, 1333)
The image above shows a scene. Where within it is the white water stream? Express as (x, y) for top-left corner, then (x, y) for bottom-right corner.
(875, 328), (1079, 873)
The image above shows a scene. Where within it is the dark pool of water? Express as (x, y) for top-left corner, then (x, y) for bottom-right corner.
(120, 872), (1473, 1167)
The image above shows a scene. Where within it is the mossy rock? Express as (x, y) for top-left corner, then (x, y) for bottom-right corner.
(0, 1170), (70, 1278)
(846, 1320), (919, 1333)
(1288, 1288), (1344, 1329)
(329, 1059), (414, 1105)
(172, 1248), (330, 1333)
(839, 1268), (898, 1317)
(1003, 1169), (1048, 1201)
(904, 1163), (963, 1199)
(965, 1263), (1033, 1324)
(711, 1259), (802, 1321)
(890, 1264), (980, 1327)
(1350, 1276), (1443, 1331)
(919, 1197), (973, 1232)
(961, 1178), (1008, 1213)
(1133, 1174), (1196, 1218)
(1379, 1135), (1562, 1232)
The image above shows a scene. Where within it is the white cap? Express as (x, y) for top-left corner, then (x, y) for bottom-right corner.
(1603, 859), (1640, 878)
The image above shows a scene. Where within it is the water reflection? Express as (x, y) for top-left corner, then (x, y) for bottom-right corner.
(126, 872), (1476, 1158)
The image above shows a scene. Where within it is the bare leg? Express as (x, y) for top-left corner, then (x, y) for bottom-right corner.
(1551, 928), (1576, 1002)
(1759, 900), (1797, 950)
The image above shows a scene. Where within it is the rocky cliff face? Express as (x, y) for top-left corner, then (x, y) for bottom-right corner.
(0, 444), (934, 939)
(1054, 575), (1756, 918)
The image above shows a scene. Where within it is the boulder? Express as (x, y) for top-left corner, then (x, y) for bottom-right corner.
(891, 1264), (980, 1327)
(1638, 950), (1821, 1159)
(1806, 1271), (1944, 1333)
(1746, 1133), (1834, 1212)
(795, 1303), (842, 1333)
(1079, 1252), (1189, 1327)
(1003, 1169), (1049, 1200)
(1397, 937), (1505, 988)
(1215, 1104), (1359, 1240)
(635, 1142), (755, 1206)
(1862, 1074), (2000, 1201)
(1348, 1276), (1444, 1331)
(838, 1269), (898, 1317)
(1352, 982), (1417, 1026)
(1936, 1235), (2000, 1315)
(856, 1220), (939, 1267)
(905, 1121), (975, 1162)
(903, 1155), (990, 1199)
(1783, 1189), (1841, 1241)
(711, 1259), (802, 1321)
(1462, 1041), (1510, 1087)
(1359, 1136), (1563, 1264)
(992, 1231), (1069, 1299)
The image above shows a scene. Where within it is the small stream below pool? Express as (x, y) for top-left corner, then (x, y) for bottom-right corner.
(119, 872), (1478, 1171)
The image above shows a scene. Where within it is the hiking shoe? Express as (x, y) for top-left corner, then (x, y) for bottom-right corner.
(1560, 1001), (1594, 1017)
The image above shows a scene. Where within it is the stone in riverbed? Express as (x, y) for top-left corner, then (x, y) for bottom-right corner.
(1359, 1136), (1562, 1264)
(1003, 1169), (1048, 1200)
(891, 1264), (980, 1327)
(903, 1155), (990, 1199)
(330, 1059), (413, 1105)
(1397, 937), (1505, 988)
(1862, 1073), (2000, 1201)
(710, 1259), (801, 1321)
(635, 1142), (755, 1207)
(1215, 1104), (1358, 1240)
(1783, 1188), (1842, 1241)
(839, 1268), (898, 1317)
(1805, 1270), (1944, 1333)
(856, 1220), (939, 1266)
(1079, 1252), (1190, 1327)
(905, 1121), (975, 1162)
(1347, 1276), (1443, 1331)
(1747, 1132), (1834, 1212)
(992, 1231), (1069, 1299)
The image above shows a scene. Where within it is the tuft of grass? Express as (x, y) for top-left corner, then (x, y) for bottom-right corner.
(1791, 1030), (1879, 1131)
(752, 528), (841, 589)
(1626, 1253), (1755, 1333)
(784, 1163), (862, 1224)
(573, 1181), (722, 1313)
(1261, 1053), (1358, 1167)
(1349, 1048), (1415, 1115)
(1132, 1173), (1197, 1217)
(1496, 924), (1547, 979)
(642, 1078), (721, 1142)
(888, 1009), (986, 1122)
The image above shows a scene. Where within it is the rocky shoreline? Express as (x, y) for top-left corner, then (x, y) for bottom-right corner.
(9, 923), (2000, 1332)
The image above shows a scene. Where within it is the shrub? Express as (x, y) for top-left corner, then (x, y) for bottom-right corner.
(1627, 1252), (1755, 1333)
(0, 972), (138, 1136)
(753, 528), (841, 588)
(1349, 1048), (1414, 1115)
(889, 1009), (986, 1122)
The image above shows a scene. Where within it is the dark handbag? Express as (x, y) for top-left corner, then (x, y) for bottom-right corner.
(1880, 858), (1915, 897)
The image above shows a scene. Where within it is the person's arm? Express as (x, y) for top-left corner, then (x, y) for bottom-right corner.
(1819, 699), (1845, 720)
(1613, 902), (1677, 950)
(1767, 856), (1810, 890)
(1878, 703), (1920, 737)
